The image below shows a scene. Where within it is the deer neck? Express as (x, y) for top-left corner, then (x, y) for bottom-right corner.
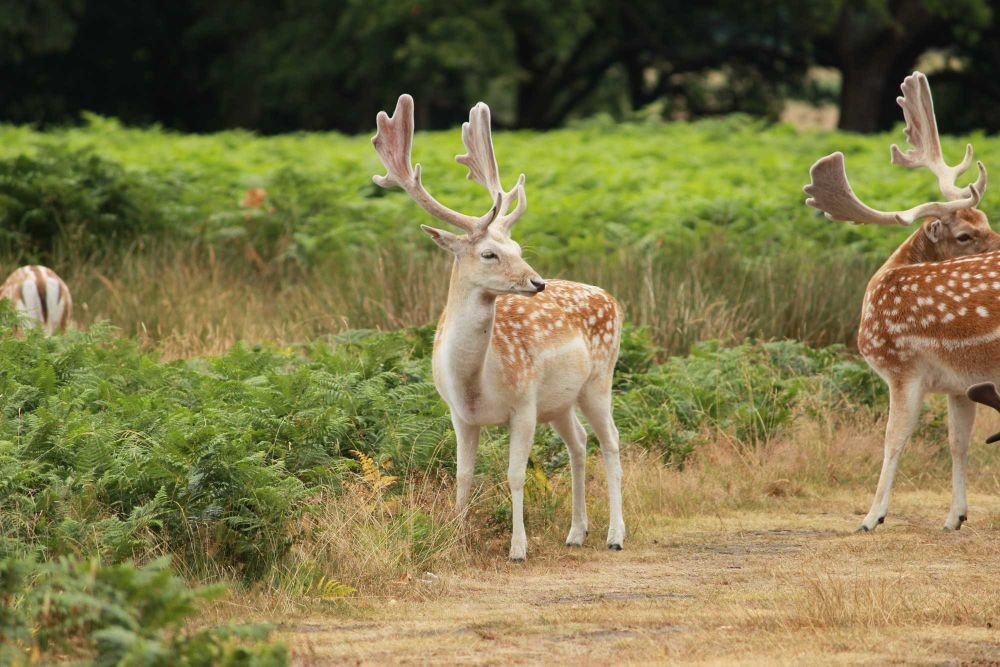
(874, 227), (939, 277)
(435, 262), (496, 394)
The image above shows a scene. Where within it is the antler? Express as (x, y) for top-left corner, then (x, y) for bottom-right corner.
(372, 94), (527, 237)
(805, 152), (984, 226)
(890, 72), (987, 201)
(456, 103), (527, 235)
(372, 94), (498, 235)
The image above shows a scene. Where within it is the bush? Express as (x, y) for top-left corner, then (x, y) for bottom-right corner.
(0, 300), (882, 582)
(3, 113), (993, 268)
(0, 556), (286, 666)
(0, 146), (171, 261)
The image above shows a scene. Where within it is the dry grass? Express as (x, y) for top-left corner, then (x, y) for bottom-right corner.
(50, 241), (875, 360)
(191, 409), (1000, 664)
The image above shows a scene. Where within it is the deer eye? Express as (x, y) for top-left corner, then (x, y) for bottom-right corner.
(480, 250), (498, 260)
(957, 233), (973, 243)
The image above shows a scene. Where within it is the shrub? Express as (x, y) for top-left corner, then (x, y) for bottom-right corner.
(0, 146), (170, 261)
(0, 555), (286, 666)
(0, 300), (882, 583)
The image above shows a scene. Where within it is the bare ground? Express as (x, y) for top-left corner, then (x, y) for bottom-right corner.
(278, 488), (1000, 665)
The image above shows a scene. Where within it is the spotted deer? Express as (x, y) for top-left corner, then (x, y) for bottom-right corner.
(372, 94), (625, 560)
(0, 265), (72, 335)
(805, 71), (1000, 532)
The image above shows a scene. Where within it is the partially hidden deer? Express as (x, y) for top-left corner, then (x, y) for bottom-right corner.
(371, 94), (625, 560)
(805, 71), (1000, 532)
(0, 265), (72, 335)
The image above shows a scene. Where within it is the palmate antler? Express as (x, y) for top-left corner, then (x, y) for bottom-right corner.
(890, 72), (984, 201)
(804, 71), (987, 226)
(805, 152), (984, 226)
(372, 94), (526, 237)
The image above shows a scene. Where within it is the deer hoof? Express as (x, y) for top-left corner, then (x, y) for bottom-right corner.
(944, 514), (967, 531)
(608, 543), (623, 551)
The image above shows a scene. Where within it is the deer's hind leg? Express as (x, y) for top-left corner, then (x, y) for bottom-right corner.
(552, 409), (588, 546)
(578, 378), (624, 550)
(944, 393), (975, 531)
(860, 379), (924, 532)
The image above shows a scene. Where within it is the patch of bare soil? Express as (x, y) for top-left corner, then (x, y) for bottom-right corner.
(278, 490), (1000, 665)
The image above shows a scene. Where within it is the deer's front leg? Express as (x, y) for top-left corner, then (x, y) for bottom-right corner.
(507, 410), (537, 562)
(859, 380), (923, 532)
(453, 415), (482, 515)
(944, 394), (975, 530)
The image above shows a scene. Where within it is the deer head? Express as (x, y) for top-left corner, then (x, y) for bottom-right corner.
(372, 95), (544, 296)
(805, 72), (999, 261)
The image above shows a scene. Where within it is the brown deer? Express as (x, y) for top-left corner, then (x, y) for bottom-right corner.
(805, 71), (1000, 532)
(0, 265), (72, 335)
(372, 94), (625, 560)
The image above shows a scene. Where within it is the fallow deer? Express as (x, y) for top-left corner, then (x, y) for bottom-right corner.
(372, 94), (625, 560)
(0, 265), (72, 335)
(805, 71), (1000, 532)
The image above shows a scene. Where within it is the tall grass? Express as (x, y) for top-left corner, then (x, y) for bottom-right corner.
(43, 239), (876, 360)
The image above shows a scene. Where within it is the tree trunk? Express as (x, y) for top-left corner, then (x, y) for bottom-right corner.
(833, 0), (936, 133)
(838, 55), (897, 133)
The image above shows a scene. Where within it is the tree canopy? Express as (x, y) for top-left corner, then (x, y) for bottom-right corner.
(0, 0), (996, 133)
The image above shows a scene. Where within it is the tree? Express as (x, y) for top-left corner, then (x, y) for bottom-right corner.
(813, 0), (991, 132)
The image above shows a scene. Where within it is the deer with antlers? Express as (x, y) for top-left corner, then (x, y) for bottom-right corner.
(0, 265), (72, 335)
(805, 71), (1000, 532)
(372, 95), (625, 560)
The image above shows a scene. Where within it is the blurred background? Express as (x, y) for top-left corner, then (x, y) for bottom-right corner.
(4, 0), (1000, 361)
(3, 0), (1000, 134)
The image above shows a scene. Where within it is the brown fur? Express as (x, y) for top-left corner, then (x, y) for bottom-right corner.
(859, 213), (1000, 382)
(492, 280), (622, 384)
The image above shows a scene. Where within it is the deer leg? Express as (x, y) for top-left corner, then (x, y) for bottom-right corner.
(507, 411), (537, 562)
(944, 394), (975, 531)
(579, 382), (625, 550)
(551, 409), (588, 546)
(453, 415), (481, 515)
(859, 380), (924, 532)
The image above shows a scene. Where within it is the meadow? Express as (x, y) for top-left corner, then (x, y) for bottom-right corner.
(2, 115), (1000, 663)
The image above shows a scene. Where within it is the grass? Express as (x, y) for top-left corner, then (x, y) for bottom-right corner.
(0, 112), (990, 357)
(52, 238), (876, 360)
(242, 410), (1000, 664)
(4, 113), (1000, 662)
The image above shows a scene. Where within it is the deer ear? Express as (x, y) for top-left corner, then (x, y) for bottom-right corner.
(421, 225), (463, 253)
(924, 219), (944, 243)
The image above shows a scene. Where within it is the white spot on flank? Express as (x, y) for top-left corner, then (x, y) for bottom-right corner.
(977, 306), (990, 317)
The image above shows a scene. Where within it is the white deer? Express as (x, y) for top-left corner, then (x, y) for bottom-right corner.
(0, 265), (73, 335)
(805, 71), (1000, 532)
(371, 94), (625, 560)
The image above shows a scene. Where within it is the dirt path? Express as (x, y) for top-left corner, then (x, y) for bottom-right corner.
(279, 489), (1000, 665)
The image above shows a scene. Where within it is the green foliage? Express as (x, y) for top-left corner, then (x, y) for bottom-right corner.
(0, 303), (882, 582)
(613, 339), (885, 464)
(3, 113), (996, 268)
(0, 145), (169, 261)
(0, 555), (286, 666)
